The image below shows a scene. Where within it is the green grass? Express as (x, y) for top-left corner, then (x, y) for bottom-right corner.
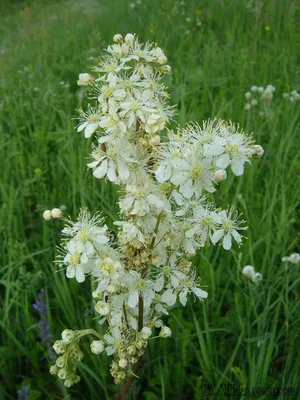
(0, 0), (299, 399)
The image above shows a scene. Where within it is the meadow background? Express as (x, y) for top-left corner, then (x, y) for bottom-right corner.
(0, 0), (299, 399)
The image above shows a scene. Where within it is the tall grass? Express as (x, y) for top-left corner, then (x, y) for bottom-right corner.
(0, 0), (299, 399)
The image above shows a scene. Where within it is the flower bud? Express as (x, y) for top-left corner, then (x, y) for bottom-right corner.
(127, 345), (136, 355)
(214, 169), (227, 183)
(107, 284), (117, 293)
(43, 210), (52, 221)
(141, 327), (152, 339)
(61, 329), (76, 344)
(95, 301), (110, 316)
(56, 355), (66, 368)
(113, 34), (123, 43)
(125, 33), (135, 45)
(149, 135), (160, 146)
(64, 378), (74, 388)
(161, 64), (171, 74)
(57, 368), (67, 380)
(119, 358), (128, 368)
(252, 272), (263, 284)
(50, 365), (58, 375)
(51, 208), (63, 219)
(242, 265), (255, 280)
(245, 92), (252, 100)
(251, 145), (264, 158)
(158, 55), (167, 65)
(251, 86), (258, 92)
(159, 326), (172, 338)
(90, 340), (105, 354)
(77, 73), (94, 86)
(53, 340), (67, 354)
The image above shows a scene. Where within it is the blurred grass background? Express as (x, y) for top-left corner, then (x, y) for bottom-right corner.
(0, 0), (299, 399)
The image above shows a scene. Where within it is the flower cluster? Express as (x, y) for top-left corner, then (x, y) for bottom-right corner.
(283, 90), (300, 103)
(245, 84), (276, 115)
(47, 34), (263, 389)
(282, 253), (300, 265)
(242, 265), (263, 284)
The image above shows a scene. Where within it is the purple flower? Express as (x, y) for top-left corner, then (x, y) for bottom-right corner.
(32, 289), (55, 362)
(17, 384), (30, 400)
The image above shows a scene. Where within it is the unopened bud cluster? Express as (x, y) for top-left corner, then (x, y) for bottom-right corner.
(50, 330), (82, 387)
(43, 207), (63, 221)
(47, 34), (263, 387)
(242, 265), (263, 284)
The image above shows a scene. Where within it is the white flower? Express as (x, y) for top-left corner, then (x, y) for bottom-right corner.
(211, 208), (247, 250)
(242, 265), (255, 279)
(77, 107), (101, 138)
(62, 208), (109, 255)
(122, 271), (156, 308)
(204, 132), (252, 176)
(115, 220), (145, 247)
(63, 240), (93, 283)
(282, 253), (300, 264)
(95, 301), (110, 316)
(120, 184), (165, 217)
(92, 257), (124, 292)
(103, 327), (122, 356)
(87, 139), (132, 184)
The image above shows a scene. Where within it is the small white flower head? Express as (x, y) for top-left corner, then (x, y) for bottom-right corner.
(214, 169), (227, 183)
(251, 86), (258, 92)
(282, 253), (300, 264)
(51, 208), (63, 219)
(242, 265), (255, 280)
(159, 326), (172, 338)
(61, 329), (76, 344)
(289, 253), (300, 264)
(245, 103), (251, 111)
(245, 92), (252, 100)
(90, 340), (105, 354)
(77, 73), (94, 86)
(118, 358), (128, 368)
(95, 301), (110, 316)
(43, 209), (52, 221)
(257, 86), (264, 94)
(251, 145), (264, 158)
(141, 327), (152, 339)
(251, 99), (258, 106)
(113, 34), (123, 43)
(252, 272), (263, 284)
